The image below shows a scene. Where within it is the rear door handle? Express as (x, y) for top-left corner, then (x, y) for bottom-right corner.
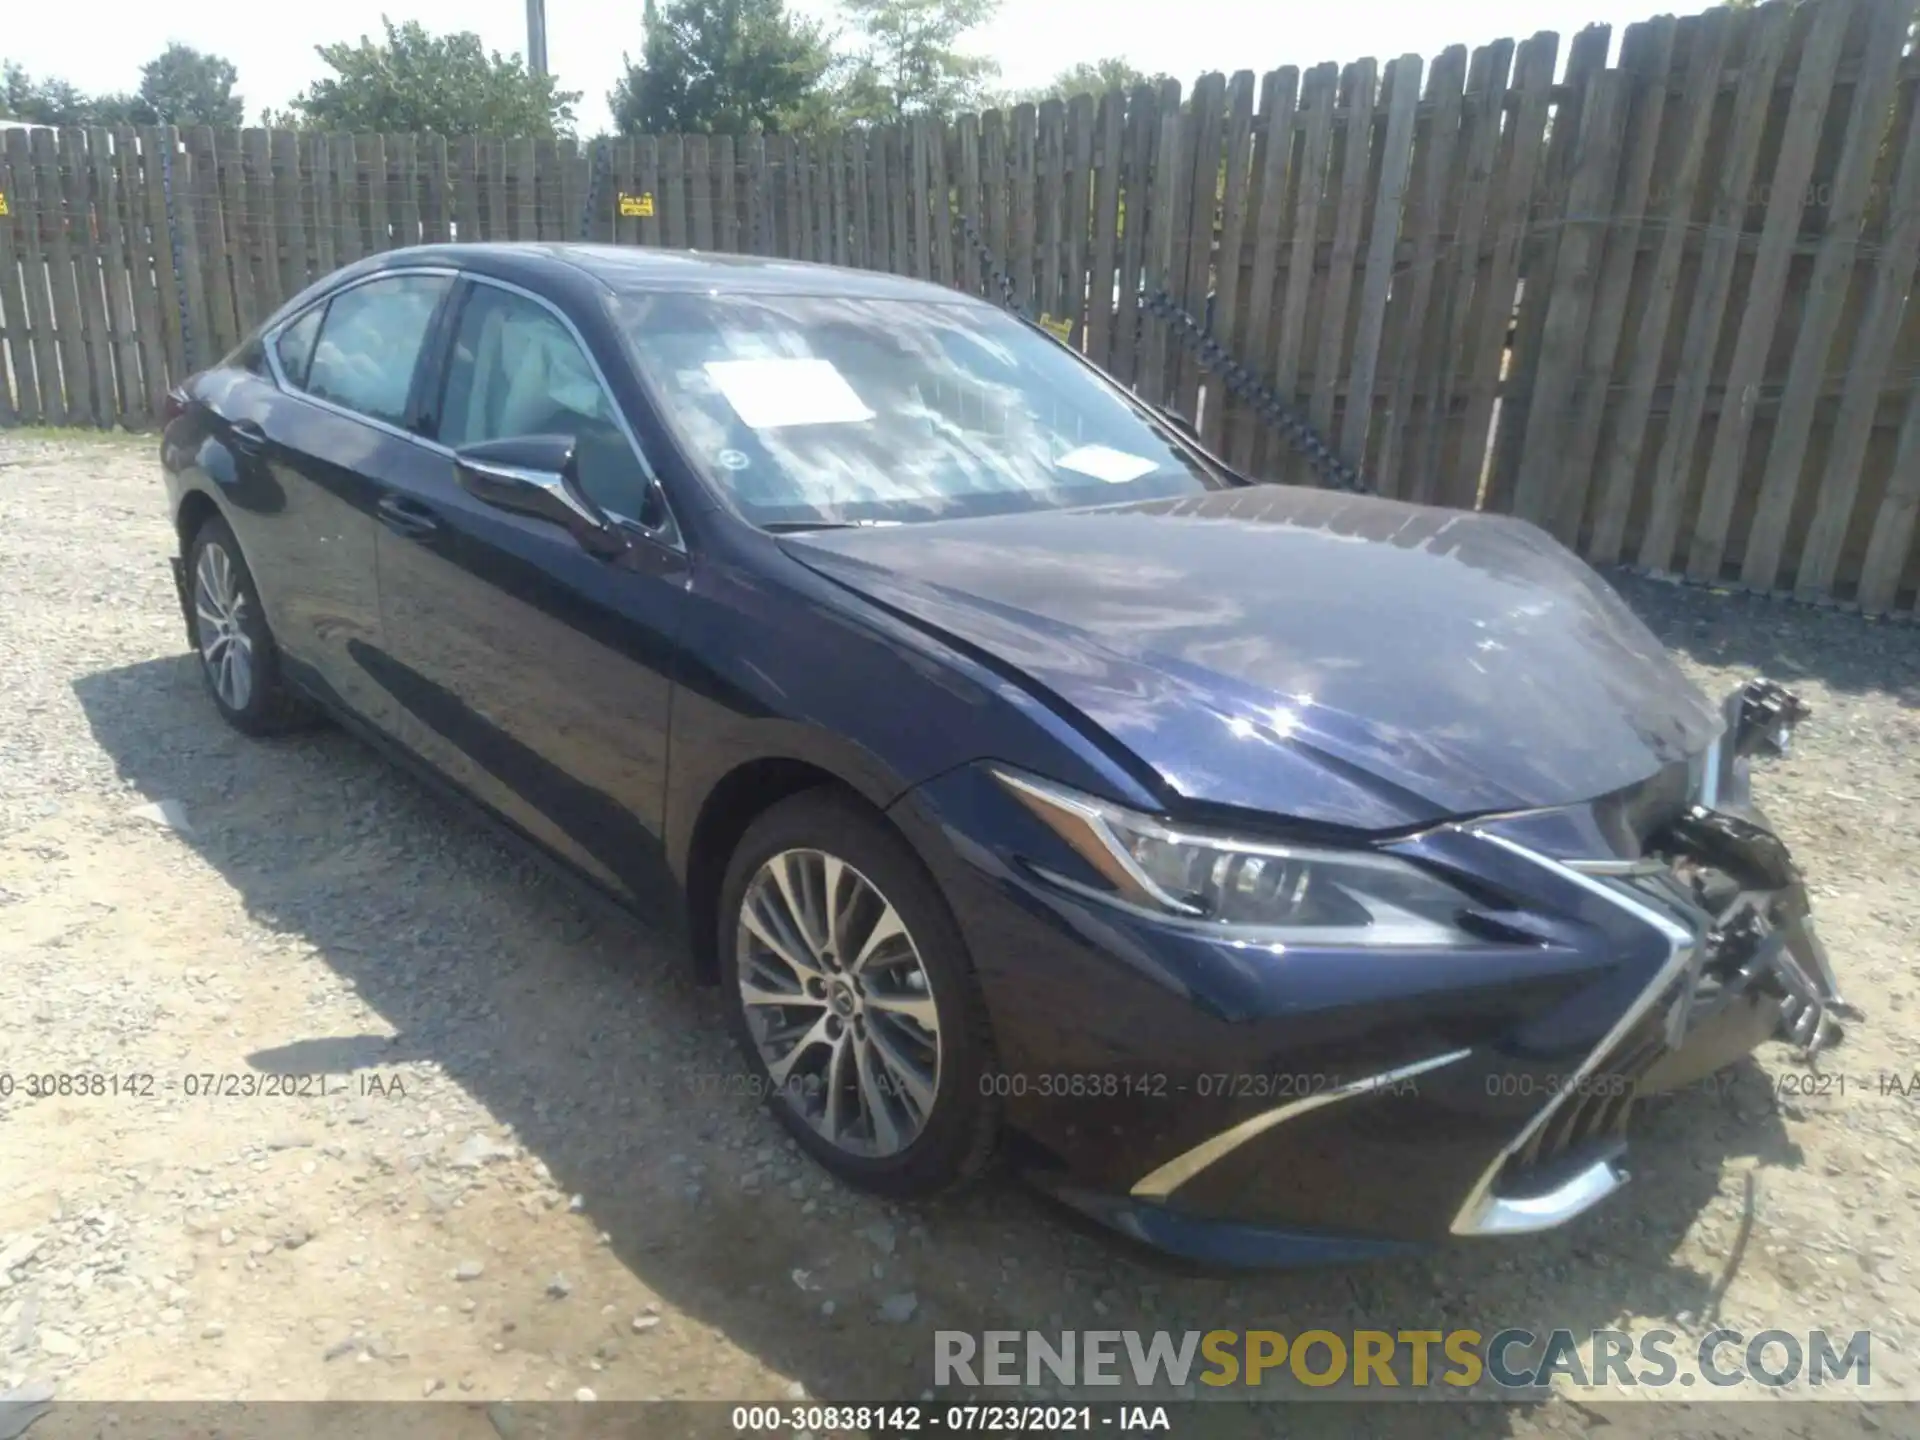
(228, 420), (267, 455)
(377, 494), (441, 540)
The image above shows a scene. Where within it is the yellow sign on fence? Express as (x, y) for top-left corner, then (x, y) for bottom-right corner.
(0, 193), (9, 217)
(1036, 312), (1073, 344)
(618, 191), (655, 218)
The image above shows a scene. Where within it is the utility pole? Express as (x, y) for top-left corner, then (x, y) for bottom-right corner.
(526, 0), (549, 77)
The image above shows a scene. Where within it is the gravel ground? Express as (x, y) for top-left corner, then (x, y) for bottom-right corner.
(2, 432), (1918, 1432)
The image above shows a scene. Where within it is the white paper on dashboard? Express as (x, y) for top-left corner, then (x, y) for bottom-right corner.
(703, 358), (876, 429)
(1055, 444), (1158, 484)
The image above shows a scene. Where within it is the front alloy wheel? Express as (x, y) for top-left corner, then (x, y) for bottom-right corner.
(194, 538), (255, 712)
(736, 848), (942, 1157)
(718, 790), (999, 1198)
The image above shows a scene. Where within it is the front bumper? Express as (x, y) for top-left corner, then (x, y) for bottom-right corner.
(890, 678), (1845, 1264)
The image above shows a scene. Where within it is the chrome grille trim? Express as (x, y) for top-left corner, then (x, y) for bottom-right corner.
(1449, 832), (1705, 1237)
(1128, 1048), (1473, 1201)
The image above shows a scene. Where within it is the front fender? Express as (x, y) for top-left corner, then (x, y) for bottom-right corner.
(661, 547), (1163, 888)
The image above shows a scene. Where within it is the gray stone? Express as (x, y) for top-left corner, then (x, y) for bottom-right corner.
(448, 1134), (511, 1170)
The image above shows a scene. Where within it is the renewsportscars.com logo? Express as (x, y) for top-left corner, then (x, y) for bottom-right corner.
(933, 1328), (1875, 1395)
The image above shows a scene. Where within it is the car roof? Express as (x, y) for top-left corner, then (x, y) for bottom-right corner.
(403, 242), (985, 305)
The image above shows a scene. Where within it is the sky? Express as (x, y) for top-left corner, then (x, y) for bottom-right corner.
(7, 0), (1715, 136)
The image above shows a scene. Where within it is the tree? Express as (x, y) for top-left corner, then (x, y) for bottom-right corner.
(0, 61), (96, 125)
(1, 46), (243, 128)
(835, 0), (1001, 121)
(135, 43), (244, 127)
(609, 0), (830, 135)
(1016, 58), (1170, 107)
(273, 19), (580, 135)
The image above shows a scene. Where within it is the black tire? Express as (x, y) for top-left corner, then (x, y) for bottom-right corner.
(185, 515), (314, 736)
(718, 788), (1000, 1199)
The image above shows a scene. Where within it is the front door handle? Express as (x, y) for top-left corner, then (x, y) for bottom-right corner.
(377, 494), (441, 540)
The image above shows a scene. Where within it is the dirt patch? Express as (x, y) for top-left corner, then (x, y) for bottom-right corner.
(2, 433), (1917, 1428)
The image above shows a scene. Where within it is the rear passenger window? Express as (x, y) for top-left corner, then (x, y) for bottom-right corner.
(304, 274), (452, 427)
(274, 307), (322, 388)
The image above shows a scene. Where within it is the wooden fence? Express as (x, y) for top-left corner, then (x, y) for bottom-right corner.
(3, 0), (1920, 615)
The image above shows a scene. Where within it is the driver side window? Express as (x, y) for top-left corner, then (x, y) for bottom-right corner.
(437, 284), (652, 521)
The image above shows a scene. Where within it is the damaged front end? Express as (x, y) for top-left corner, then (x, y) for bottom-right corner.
(1632, 679), (1852, 1086)
(1440, 679), (1851, 1236)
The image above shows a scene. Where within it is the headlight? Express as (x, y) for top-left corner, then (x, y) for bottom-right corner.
(994, 769), (1482, 946)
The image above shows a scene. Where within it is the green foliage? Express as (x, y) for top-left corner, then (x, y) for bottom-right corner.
(1, 61), (110, 125)
(273, 19), (581, 135)
(1013, 57), (1171, 107)
(0, 45), (242, 128)
(833, 0), (1002, 121)
(135, 43), (245, 127)
(609, 0), (831, 135)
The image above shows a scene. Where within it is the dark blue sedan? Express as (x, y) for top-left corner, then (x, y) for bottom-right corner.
(160, 243), (1847, 1265)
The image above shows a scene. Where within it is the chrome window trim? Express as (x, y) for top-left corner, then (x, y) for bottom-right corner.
(1129, 1049), (1473, 1201)
(260, 264), (461, 406)
(1448, 831), (1703, 1237)
(260, 264), (683, 551)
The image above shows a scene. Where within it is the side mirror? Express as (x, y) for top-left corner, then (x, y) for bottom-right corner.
(453, 435), (628, 557)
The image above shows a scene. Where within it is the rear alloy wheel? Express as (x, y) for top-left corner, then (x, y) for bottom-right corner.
(719, 791), (998, 1197)
(186, 517), (313, 736)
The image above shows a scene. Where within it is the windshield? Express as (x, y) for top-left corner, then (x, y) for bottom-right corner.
(606, 291), (1236, 529)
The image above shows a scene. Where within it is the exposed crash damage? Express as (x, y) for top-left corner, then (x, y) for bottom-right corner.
(1653, 679), (1850, 1069)
(1465, 679), (1855, 1242)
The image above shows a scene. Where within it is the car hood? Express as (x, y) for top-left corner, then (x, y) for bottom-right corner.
(781, 486), (1722, 831)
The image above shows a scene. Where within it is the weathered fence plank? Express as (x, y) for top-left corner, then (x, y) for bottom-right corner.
(1341, 53), (1422, 468)
(1638, 1), (1794, 574)
(1138, 80), (1185, 405)
(1174, 73), (1224, 421)
(1796, 77), (1920, 600)
(1686, 0), (1855, 581)
(1741, 0), (1907, 590)
(1512, 69), (1629, 536)
(1454, 33), (1557, 508)
(0, 135), (31, 423)
(1588, 9), (1733, 563)
(1063, 94), (1095, 343)
(1206, 71), (1257, 453)
(1561, 17), (1677, 542)
(1110, 85), (1156, 388)
(1086, 92), (1122, 371)
(1377, 46), (1464, 497)
(40, 128), (95, 424)
(90, 128), (144, 426)
(8, 128), (65, 425)
(1419, 39), (1512, 506)
(1233, 67), (1300, 474)
(1487, 24), (1610, 513)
